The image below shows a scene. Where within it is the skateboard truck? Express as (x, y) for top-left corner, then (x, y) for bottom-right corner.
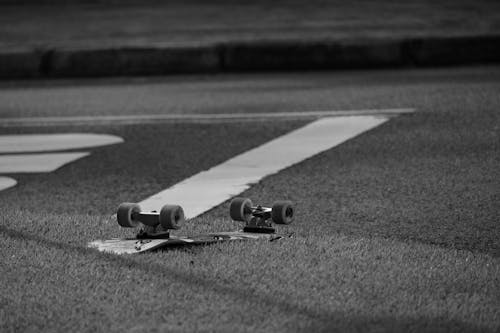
(229, 197), (294, 234)
(243, 205), (276, 233)
(116, 203), (185, 239)
(115, 197), (294, 238)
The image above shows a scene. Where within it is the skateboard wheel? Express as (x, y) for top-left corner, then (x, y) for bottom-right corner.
(271, 201), (294, 224)
(229, 197), (253, 222)
(117, 202), (141, 228)
(159, 204), (185, 230)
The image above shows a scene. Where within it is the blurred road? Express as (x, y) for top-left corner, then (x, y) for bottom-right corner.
(2, 1), (499, 80)
(2, 0), (499, 51)
(1, 66), (499, 120)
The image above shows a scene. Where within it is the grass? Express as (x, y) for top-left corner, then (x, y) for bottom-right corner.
(0, 67), (499, 331)
(1, 215), (498, 332)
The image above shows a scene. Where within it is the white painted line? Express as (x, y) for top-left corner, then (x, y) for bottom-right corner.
(0, 177), (17, 191)
(0, 108), (414, 127)
(0, 152), (90, 173)
(0, 134), (123, 153)
(139, 115), (389, 217)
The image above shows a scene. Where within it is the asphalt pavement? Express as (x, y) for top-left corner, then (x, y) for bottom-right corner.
(1, 66), (498, 119)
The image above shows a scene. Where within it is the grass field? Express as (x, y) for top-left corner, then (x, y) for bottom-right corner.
(0, 67), (499, 332)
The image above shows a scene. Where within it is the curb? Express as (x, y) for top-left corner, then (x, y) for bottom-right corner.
(0, 50), (43, 79)
(47, 46), (219, 77)
(221, 39), (404, 70)
(1, 35), (500, 79)
(403, 35), (500, 66)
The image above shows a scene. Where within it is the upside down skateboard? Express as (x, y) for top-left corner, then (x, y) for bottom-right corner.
(88, 197), (295, 254)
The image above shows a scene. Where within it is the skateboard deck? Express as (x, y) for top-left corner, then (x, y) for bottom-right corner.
(88, 231), (288, 254)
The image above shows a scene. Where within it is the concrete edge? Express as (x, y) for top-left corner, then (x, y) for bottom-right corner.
(0, 50), (44, 79)
(1, 35), (499, 79)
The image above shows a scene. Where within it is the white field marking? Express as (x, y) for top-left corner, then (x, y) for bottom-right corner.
(0, 133), (124, 192)
(0, 152), (89, 173)
(139, 115), (390, 218)
(0, 134), (123, 153)
(0, 108), (414, 127)
(0, 177), (17, 191)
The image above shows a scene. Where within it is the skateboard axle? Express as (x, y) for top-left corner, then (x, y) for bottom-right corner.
(132, 211), (160, 227)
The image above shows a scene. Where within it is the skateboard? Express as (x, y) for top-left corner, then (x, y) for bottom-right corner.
(88, 197), (295, 254)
